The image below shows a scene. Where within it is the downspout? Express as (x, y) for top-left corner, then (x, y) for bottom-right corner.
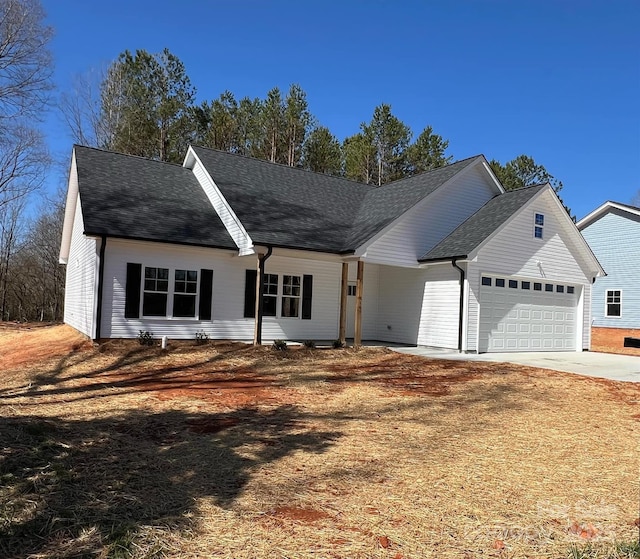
(254, 246), (273, 345)
(95, 235), (107, 340)
(451, 258), (465, 353)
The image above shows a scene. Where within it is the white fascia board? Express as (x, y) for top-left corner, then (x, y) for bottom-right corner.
(354, 156), (492, 255)
(541, 185), (605, 278)
(185, 146), (255, 256)
(59, 149), (79, 264)
(467, 185), (605, 278)
(576, 201), (640, 230)
(481, 159), (506, 194)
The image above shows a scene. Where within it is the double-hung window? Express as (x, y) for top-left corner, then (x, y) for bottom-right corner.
(534, 213), (544, 239)
(263, 274), (278, 316)
(281, 275), (301, 317)
(143, 267), (169, 316)
(606, 290), (621, 317)
(174, 270), (198, 317)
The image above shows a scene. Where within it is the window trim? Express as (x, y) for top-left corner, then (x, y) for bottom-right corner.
(142, 266), (170, 317)
(534, 212), (544, 239)
(140, 266), (201, 320)
(257, 272), (310, 320)
(605, 289), (622, 318)
(281, 274), (302, 318)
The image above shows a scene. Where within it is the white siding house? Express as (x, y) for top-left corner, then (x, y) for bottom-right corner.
(60, 145), (603, 352)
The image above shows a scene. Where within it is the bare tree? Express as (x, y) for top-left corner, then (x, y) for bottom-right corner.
(0, 0), (53, 209)
(0, 197), (24, 319)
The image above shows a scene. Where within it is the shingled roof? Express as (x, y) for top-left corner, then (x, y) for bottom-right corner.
(191, 146), (483, 253)
(419, 184), (546, 262)
(73, 145), (514, 258)
(190, 146), (369, 253)
(75, 146), (236, 249)
(345, 156), (483, 248)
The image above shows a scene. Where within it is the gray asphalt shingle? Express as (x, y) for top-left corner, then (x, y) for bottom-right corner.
(74, 145), (540, 261)
(192, 146), (482, 252)
(75, 146), (236, 249)
(419, 184), (546, 261)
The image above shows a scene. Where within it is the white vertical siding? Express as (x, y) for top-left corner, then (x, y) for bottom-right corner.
(417, 264), (461, 349)
(190, 156), (253, 254)
(63, 195), (98, 337)
(364, 166), (496, 267)
(581, 211), (640, 328)
(466, 190), (591, 351)
(101, 239), (342, 341)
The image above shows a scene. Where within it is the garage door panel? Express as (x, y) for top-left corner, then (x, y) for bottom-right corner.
(479, 277), (578, 353)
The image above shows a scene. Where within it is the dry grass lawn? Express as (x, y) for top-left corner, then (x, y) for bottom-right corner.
(1, 324), (639, 559)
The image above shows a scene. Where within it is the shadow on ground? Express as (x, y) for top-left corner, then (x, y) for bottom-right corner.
(0, 406), (339, 558)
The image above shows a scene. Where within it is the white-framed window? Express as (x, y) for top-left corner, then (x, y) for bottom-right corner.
(606, 290), (621, 317)
(281, 275), (301, 317)
(263, 273), (278, 317)
(347, 283), (357, 296)
(173, 269), (198, 317)
(143, 267), (169, 316)
(534, 212), (544, 239)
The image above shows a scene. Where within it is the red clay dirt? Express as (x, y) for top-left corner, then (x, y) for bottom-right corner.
(0, 323), (92, 370)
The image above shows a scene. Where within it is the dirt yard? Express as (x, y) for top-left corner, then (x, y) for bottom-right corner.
(1, 325), (639, 559)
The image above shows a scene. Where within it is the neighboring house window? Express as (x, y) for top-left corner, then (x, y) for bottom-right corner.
(174, 270), (198, 317)
(263, 273), (278, 316)
(281, 275), (301, 317)
(534, 213), (544, 239)
(143, 267), (169, 316)
(347, 284), (357, 295)
(567, 286), (575, 294)
(606, 290), (621, 317)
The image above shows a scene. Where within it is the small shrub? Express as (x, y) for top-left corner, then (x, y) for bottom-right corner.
(195, 331), (210, 345)
(332, 339), (345, 349)
(137, 330), (155, 346)
(303, 339), (316, 349)
(272, 339), (288, 351)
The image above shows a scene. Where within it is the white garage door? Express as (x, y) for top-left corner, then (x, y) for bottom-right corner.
(479, 276), (578, 352)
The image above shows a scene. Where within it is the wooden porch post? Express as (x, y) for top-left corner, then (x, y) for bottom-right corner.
(339, 262), (348, 345)
(354, 260), (364, 347)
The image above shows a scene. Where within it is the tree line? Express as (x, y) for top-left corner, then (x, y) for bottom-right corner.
(0, 0), (567, 323)
(62, 48), (562, 191)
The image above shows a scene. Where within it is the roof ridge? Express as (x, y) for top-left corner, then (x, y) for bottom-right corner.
(73, 144), (186, 168)
(191, 144), (373, 189)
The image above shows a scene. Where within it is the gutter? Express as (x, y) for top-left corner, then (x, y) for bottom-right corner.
(254, 246), (273, 345)
(95, 235), (107, 340)
(451, 258), (465, 353)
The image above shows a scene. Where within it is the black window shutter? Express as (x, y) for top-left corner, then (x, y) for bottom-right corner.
(199, 269), (213, 320)
(244, 269), (257, 318)
(302, 274), (313, 320)
(125, 263), (142, 319)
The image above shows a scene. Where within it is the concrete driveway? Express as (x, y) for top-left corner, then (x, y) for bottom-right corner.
(391, 347), (640, 383)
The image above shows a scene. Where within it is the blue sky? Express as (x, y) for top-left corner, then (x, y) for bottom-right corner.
(42, 0), (639, 219)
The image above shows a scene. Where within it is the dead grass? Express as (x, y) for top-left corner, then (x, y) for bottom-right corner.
(1, 324), (639, 558)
